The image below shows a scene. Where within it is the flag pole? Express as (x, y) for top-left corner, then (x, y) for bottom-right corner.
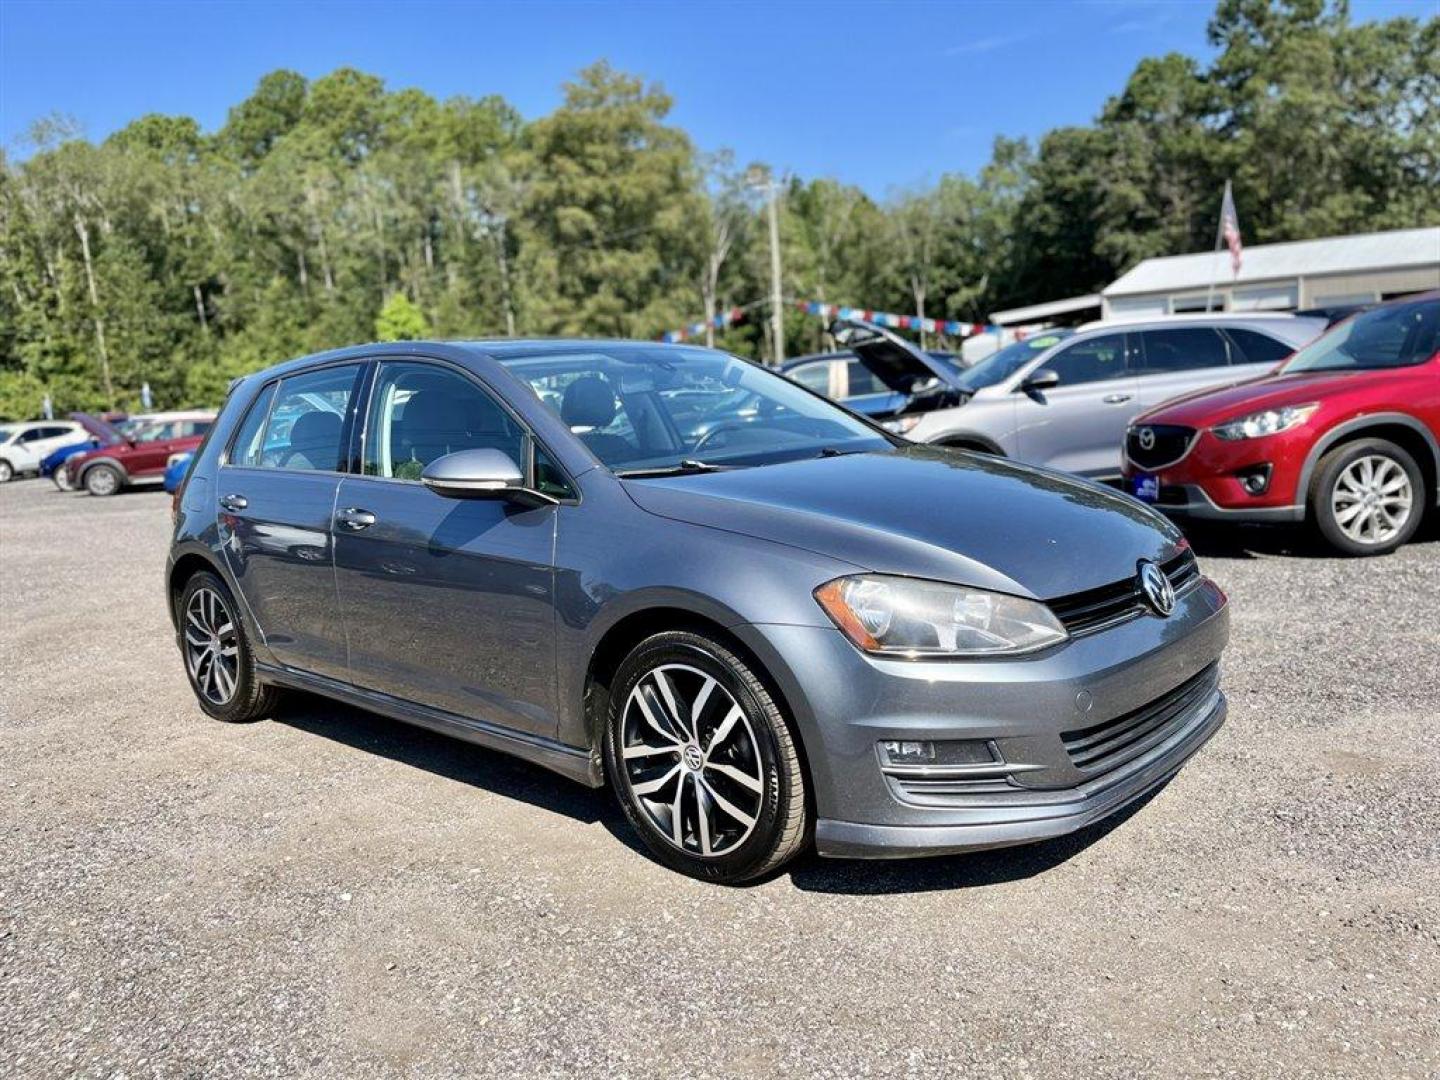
(1203, 180), (1230, 314)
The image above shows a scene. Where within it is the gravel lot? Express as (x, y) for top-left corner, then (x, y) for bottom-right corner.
(2, 476), (1437, 1078)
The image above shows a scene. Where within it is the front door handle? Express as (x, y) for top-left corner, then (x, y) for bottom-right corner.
(1102, 393), (1133, 405)
(219, 493), (248, 512)
(336, 507), (377, 531)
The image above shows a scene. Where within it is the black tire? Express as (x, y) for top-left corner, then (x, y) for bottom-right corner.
(83, 463), (123, 497)
(603, 630), (808, 884)
(177, 570), (280, 723)
(0, 459), (13, 483)
(1309, 437), (1426, 556)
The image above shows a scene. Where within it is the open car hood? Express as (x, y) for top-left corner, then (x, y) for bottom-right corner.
(70, 412), (124, 444)
(830, 318), (961, 396)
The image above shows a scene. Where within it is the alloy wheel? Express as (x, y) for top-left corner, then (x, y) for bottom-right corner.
(0, 460), (12, 483)
(86, 467), (119, 496)
(619, 663), (765, 857)
(184, 587), (240, 705)
(1331, 454), (1413, 546)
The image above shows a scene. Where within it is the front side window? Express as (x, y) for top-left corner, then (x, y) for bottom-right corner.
(955, 332), (1074, 392)
(1137, 328), (1230, 374)
(1283, 298), (1440, 373)
(233, 364), (360, 471)
(1045, 335), (1128, 386)
(503, 345), (889, 474)
(844, 360), (886, 397)
(363, 362), (525, 481)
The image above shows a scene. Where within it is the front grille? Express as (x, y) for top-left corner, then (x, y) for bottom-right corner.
(1127, 423), (1197, 470)
(1049, 549), (1200, 636)
(1062, 663), (1220, 775)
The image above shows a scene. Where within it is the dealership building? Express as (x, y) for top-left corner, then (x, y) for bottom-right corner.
(1100, 226), (1440, 318)
(988, 226), (1439, 334)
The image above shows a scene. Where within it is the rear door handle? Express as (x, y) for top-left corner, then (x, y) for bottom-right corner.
(1102, 393), (1133, 404)
(336, 507), (377, 531)
(218, 493), (248, 512)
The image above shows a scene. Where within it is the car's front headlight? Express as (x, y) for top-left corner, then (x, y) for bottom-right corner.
(814, 574), (1068, 657)
(881, 415), (922, 435)
(1212, 403), (1317, 441)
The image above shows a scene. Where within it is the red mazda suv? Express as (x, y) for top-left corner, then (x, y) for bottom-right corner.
(1123, 294), (1438, 555)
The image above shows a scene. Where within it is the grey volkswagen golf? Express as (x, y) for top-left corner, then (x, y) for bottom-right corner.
(168, 339), (1230, 883)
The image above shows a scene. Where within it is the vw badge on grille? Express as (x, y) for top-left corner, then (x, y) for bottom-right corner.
(1137, 426), (1156, 451)
(1138, 560), (1175, 617)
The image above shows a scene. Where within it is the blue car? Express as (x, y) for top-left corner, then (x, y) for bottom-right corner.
(41, 440), (101, 488)
(163, 451), (194, 493)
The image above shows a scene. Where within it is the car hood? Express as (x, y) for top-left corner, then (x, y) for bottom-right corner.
(1135, 368), (1391, 426)
(622, 446), (1184, 600)
(831, 318), (962, 396)
(70, 411), (125, 444)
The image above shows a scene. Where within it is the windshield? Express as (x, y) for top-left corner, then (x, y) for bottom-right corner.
(502, 345), (891, 474)
(1283, 297), (1439, 374)
(955, 331), (1073, 391)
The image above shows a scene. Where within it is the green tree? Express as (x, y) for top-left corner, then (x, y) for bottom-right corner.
(375, 291), (429, 341)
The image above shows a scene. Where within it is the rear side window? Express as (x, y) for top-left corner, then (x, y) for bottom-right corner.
(1225, 329), (1294, 366)
(229, 383), (278, 467)
(1046, 334), (1129, 386)
(1136, 328), (1230, 374)
(232, 365), (361, 471)
(787, 360), (834, 395)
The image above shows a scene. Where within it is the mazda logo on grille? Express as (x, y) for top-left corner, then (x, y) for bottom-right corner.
(1137, 426), (1156, 451)
(1138, 560), (1175, 617)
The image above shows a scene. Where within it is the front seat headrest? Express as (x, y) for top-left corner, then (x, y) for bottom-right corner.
(561, 376), (618, 429)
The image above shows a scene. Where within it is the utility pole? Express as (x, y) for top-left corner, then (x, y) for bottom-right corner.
(749, 166), (785, 365)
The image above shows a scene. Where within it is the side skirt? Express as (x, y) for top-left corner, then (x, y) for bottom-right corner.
(255, 662), (604, 788)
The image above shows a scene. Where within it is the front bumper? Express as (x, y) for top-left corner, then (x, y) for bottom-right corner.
(734, 575), (1230, 859)
(1142, 483), (1303, 524)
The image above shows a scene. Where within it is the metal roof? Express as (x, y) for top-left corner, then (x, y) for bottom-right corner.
(989, 294), (1101, 325)
(1103, 227), (1440, 297)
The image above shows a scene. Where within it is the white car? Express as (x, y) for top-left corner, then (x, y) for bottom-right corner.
(0, 421), (86, 482)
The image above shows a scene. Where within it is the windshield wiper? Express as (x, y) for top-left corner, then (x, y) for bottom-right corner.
(616, 458), (732, 479)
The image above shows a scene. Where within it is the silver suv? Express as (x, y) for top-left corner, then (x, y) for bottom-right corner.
(837, 314), (1326, 480)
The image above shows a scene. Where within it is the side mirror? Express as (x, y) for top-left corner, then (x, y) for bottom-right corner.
(421, 448), (524, 499)
(1021, 368), (1060, 392)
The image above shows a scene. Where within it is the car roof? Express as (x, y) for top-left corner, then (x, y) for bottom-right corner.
(1077, 312), (1325, 331)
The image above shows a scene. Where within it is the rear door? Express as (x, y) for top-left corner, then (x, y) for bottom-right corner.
(1132, 326), (1242, 412)
(1011, 332), (1138, 477)
(331, 359), (562, 737)
(217, 363), (365, 681)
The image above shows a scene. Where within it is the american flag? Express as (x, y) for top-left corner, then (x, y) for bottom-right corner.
(1220, 180), (1243, 275)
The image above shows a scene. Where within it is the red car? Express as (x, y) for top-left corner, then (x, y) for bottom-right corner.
(64, 411), (215, 496)
(1123, 294), (1439, 555)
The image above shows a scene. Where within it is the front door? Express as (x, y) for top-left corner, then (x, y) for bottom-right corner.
(332, 359), (560, 738)
(1012, 332), (1138, 477)
(218, 363), (364, 681)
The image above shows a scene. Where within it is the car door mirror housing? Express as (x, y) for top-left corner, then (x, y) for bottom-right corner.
(1021, 368), (1060, 392)
(421, 448), (556, 505)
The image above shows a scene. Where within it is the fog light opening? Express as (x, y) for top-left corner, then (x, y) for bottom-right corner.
(880, 739), (996, 767)
(1237, 463), (1273, 496)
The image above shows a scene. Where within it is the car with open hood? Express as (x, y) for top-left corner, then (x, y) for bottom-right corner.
(1122, 293), (1439, 555)
(835, 314), (1325, 481)
(64, 411), (215, 496)
(168, 338), (1229, 883)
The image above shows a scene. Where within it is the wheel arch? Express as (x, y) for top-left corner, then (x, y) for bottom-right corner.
(78, 455), (130, 484)
(580, 606), (817, 807)
(932, 432), (1006, 455)
(1298, 413), (1439, 512)
(167, 549), (229, 626)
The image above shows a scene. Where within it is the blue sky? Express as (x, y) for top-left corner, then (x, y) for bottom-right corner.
(0, 0), (1428, 195)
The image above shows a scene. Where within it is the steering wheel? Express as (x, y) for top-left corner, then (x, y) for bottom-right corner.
(691, 422), (752, 454)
